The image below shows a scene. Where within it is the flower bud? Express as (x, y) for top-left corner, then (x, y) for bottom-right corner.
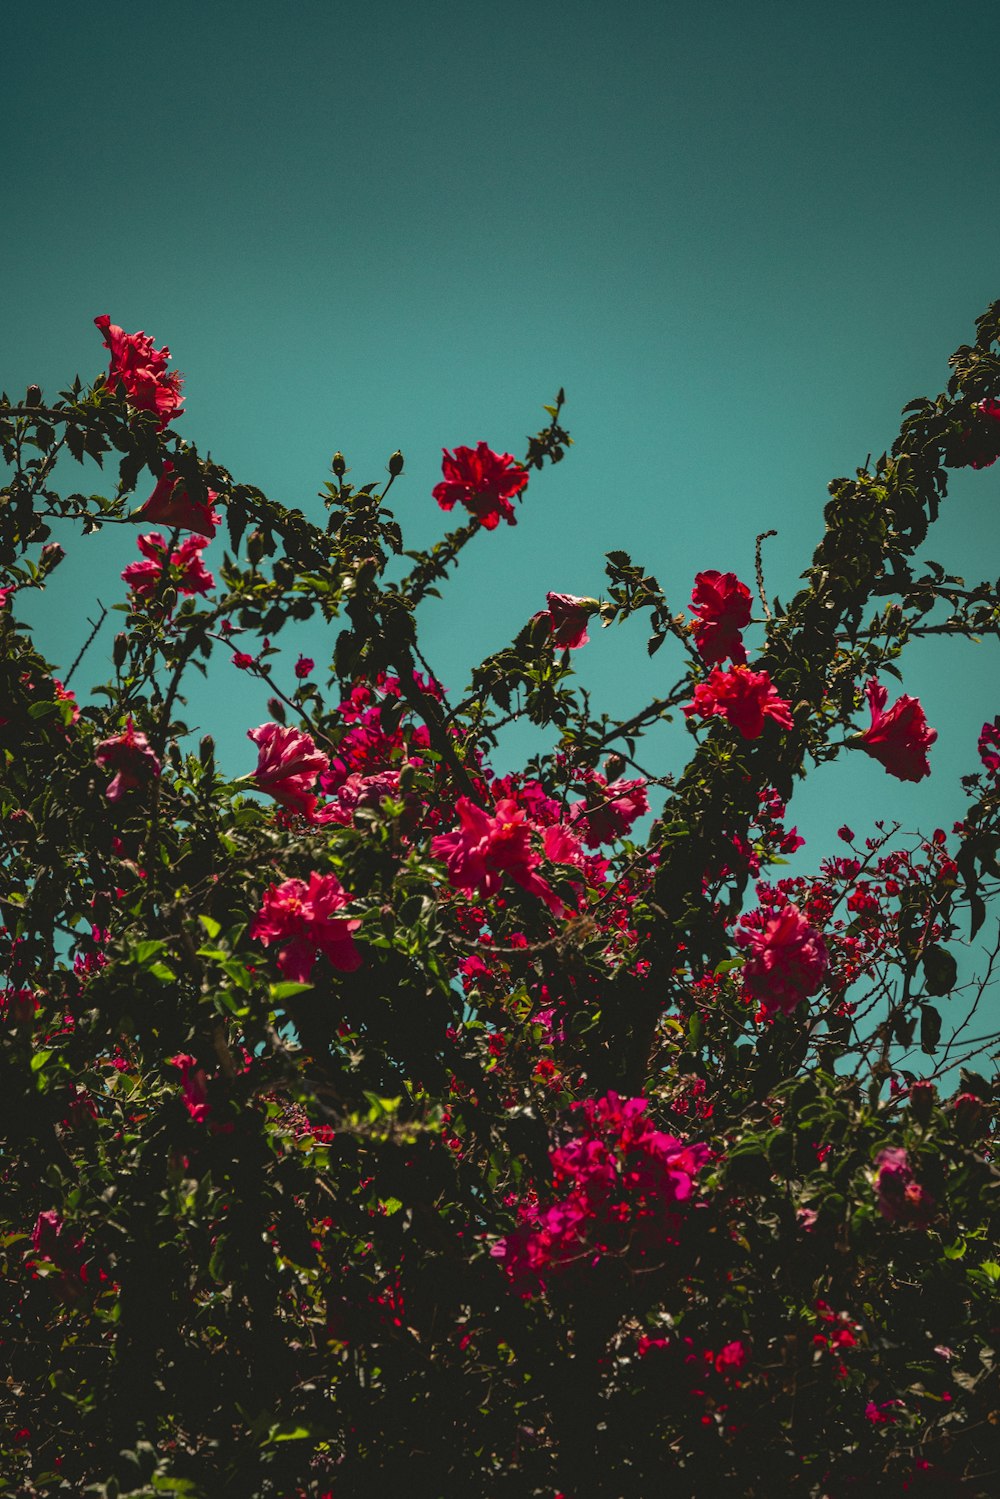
(331, 452), (347, 478)
(25, 384), (41, 407)
(908, 1079), (936, 1124)
(267, 697), (287, 724)
(246, 530), (266, 565)
(388, 450), (405, 477)
(952, 1091), (988, 1141)
(199, 735), (215, 766)
(604, 754), (626, 781)
(113, 632), (129, 669)
(40, 543), (65, 573)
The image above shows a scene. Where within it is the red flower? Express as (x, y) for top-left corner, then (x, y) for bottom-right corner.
(432, 442), (528, 530)
(954, 397), (1000, 469)
(543, 592), (594, 649)
(170, 1053), (210, 1123)
(873, 1146), (934, 1227)
(295, 655), (315, 679)
(684, 665), (794, 739)
(122, 531), (215, 602)
(248, 722), (329, 819)
(857, 680), (936, 782)
(741, 902), (827, 1017)
(431, 796), (563, 914)
(570, 772), (649, 847)
(251, 871), (362, 981)
(978, 717), (1000, 774)
(94, 719), (161, 802)
(94, 314), (184, 428)
(135, 462), (220, 538)
(690, 570), (753, 665)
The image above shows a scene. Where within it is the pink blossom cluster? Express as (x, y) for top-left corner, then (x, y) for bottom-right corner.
(94, 720), (161, 802)
(122, 531), (214, 603)
(737, 902), (828, 1017)
(432, 796), (566, 916)
(493, 1093), (710, 1294)
(873, 1147), (934, 1228)
(251, 870), (361, 981)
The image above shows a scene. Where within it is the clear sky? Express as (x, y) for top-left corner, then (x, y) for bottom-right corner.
(4, 1), (1000, 913)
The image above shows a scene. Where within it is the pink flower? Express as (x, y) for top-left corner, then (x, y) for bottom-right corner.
(122, 531), (215, 602)
(873, 1146), (934, 1227)
(170, 1053), (210, 1123)
(94, 314), (184, 428)
(431, 796), (563, 914)
(30, 1210), (88, 1296)
(569, 772), (648, 848)
(251, 871), (362, 981)
(135, 462), (219, 538)
(857, 680), (936, 782)
(954, 397), (1000, 469)
(690, 571), (753, 665)
(232, 652), (255, 670)
(543, 592), (594, 649)
(248, 723), (329, 819)
(684, 665), (794, 739)
(295, 655), (315, 679)
(714, 1340), (747, 1373)
(53, 680), (79, 724)
(740, 902), (827, 1016)
(978, 717), (1000, 774)
(432, 442), (529, 530)
(94, 719), (161, 802)
(0, 586), (11, 609)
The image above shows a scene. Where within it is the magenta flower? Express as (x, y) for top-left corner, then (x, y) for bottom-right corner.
(873, 1146), (934, 1228)
(251, 871), (362, 981)
(544, 592), (594, 649)
(740, 902), (827, 1017)
(170, 1053), (210, 1123)
(684, 664), (794, 739)
(122, 531), (215, 602)
(94, 719), (161, 802)
(248, 722), (329, 820)
(857, 680), (936, 782)
(432, 442), (529, 530)
(690, 570), (753, 665)
(94, 315), (184, 428)
(294, 655), (315, 679)
(431, 795), (564, 914)
(569, 772), (648, 848)
(135, 462), (220, 538)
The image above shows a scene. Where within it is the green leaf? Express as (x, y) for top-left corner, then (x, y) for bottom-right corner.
(269, 981), (313, 1001)
(199, 914), (222, 940)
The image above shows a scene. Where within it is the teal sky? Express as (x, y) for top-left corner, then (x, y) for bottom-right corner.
(4, 1), (1000, 946)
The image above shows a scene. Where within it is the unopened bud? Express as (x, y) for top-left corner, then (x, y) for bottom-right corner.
(909, 1079), (936, 1124)
(25, 384), (41, 407)
(40, 542), (65, 573)
(199, 734), (215, 766)
(246, 530), (266, 565)
(388, 450), (404, 477)
(953, 1091), (988, 1141)
(113, 632), (128, 669)
(268, 697), (287, 724)
(331, 452), (347, 478)
(604, 754), (626, 781)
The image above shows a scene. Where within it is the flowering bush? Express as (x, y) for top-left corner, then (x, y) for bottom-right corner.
(1, 311), (1000, 1496)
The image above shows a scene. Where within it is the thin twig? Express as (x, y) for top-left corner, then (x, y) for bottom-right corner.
(63, 601), (107, 686)
(755, 530), (777, 622)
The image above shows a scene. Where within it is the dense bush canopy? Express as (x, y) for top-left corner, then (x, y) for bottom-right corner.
(2, 309), (1000, 1496)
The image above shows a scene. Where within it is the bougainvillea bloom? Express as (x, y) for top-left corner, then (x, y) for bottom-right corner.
(294, 655), (315, 679)
(873, 1147), (934, 1227)
(251, 871), (362, 980)
(136, 462), (220, 538)
(432, 442), (529, 529)
(94, 720), (161, 802)
(684, 665), (794, 739)
(122, 531), (215, 601)
(170, 1053), (210, 1123)
(544, 592), (594, 650)
(248, 723), (329, 819)
(857, 679), (936, 782)
(978, 716), (1000, 774)
(570, 772), (649, 847)
(431, 796), (563, 914)
(94, 315), (184, 428)
(689, 570), (753, 665)
(740, 902), (828, 1016)
(493, 1093), (710, 1294)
